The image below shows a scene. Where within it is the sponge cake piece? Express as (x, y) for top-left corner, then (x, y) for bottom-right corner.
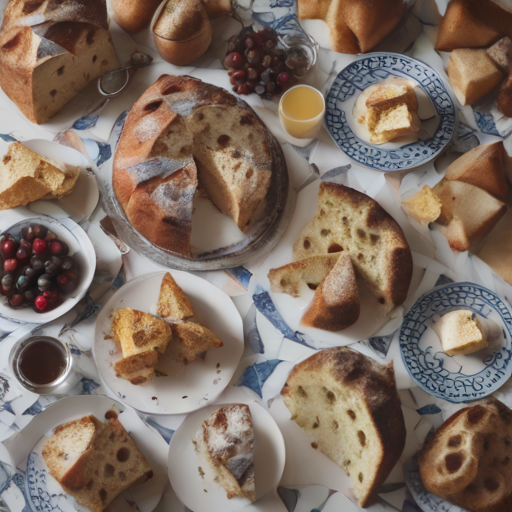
(401, 185), (442, 226)
(112, 308), (172, 385)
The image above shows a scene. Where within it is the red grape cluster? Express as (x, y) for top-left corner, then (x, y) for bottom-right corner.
(224, 27), (308, 98)
(0, 224), (80, 313)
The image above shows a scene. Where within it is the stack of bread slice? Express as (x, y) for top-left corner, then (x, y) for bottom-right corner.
(157, 272), (223, 363)
(281, 347), (406, 508)
(42, 415), (153, 512)
(0, 142), (79, 211)
(269, 183), (412, 331)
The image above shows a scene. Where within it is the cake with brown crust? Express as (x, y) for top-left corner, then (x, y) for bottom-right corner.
(293, 183), (412, 310)
(281, 347), (406, 508)
(419, 398), (512, 512)
(113, 75), (275, 256)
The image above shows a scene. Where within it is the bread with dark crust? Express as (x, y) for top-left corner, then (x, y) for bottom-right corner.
(113, 75), (274, 256)
(419, 398), (512, 512)
(293, 182), (412, 309)
(281, 347), (406, 508)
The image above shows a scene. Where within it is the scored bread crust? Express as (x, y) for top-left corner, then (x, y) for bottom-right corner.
(113, 75), (275, 256)
(419, 398), (512, 512)
(281, 347), (406, 508)
(293, 183), (412, 309)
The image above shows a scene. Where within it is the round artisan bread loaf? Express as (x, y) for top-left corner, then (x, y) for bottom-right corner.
(419, 398), (512, 512)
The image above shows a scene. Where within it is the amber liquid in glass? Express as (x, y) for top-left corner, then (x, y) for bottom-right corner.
(19, 339), (66, 385)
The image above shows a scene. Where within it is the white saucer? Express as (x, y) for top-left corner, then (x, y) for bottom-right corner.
(93, 271), (244, 415)
(168, 400), (286, 512)
(3, 395), (168, 512)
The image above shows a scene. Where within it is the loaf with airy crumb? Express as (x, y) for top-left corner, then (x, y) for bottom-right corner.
(281, 347), (406, 508)
(157, 272), (223, 363)
(43, 415), (153, 512)
(293, 183), (412, 309)
(419, 398), (512, 512)
(301, 252), (360, 331)
(113, 75), (277, 256)
(268, 253), (341, 298)
(197, 404), (255, 501)
(112, 308), (172, 385)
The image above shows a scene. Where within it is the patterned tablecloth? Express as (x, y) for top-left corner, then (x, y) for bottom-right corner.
(1, 1), (512, 511)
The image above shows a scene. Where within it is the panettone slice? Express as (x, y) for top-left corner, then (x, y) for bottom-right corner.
(112, 308), (172, 385)
(198, 404), (255, 501)
(281, 347), (406, 508)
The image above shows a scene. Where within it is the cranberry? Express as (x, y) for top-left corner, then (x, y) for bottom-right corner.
(9, 294), (23, 308)
(33, 238), (47, 255)
(4, 259), (17, 272)
(223, 52), (245, 70)
(1, 239), (18, 259)
(278, 72), (290, 83)
(16, 248), (28, 261)
(34, 295), (47, 311)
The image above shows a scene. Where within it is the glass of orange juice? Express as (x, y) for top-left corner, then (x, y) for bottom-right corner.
(279, 85), (325, 139)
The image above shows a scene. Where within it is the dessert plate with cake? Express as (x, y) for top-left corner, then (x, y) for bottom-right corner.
(93, 271), (244, 415)
(399, 281), (512, 403)
(325, 53), (456, 171)
(168, 398), (286, 512)
(3, 394), (168, 512)
(97, 75), (294, 271)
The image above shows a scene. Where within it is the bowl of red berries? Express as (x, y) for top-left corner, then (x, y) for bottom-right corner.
(0, 212), (96, 324)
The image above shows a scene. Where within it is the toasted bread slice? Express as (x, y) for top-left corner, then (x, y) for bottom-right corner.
(157, 273), (223, 363)
(281, 347), (406, 508)
(301, 253), (360, 331)
(268, 253), (341, 298)
(44, 415), (153, 512)
(112, 308), (172, 385)
(198, 404), (255, 501)
(0, 142), (79, 211)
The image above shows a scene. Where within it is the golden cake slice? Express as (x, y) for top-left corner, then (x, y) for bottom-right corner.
(401, 185), (442, 226)
(197, 404), (255, 501)
(157, 273), (223, 363)
(43, 415), (153, 512)
(112, 308), (172, 385)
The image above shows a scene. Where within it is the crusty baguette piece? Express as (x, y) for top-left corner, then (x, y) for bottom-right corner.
(478, 229), (512, 286)
(157, 272), (223, 364)
(487, 37), (512, 74)
(44, 415), (153, 512)
(419, 398), (512, 512)
(300, 252), (360, 331)
(0, 142), (79, 211)
(433, 180), (507, 253)
(401, 185), (442, 226)
(297, 0), (407, 54)
(293, 183), (413, 309)
(112, 308), (172, 385)
(198, 404), (255, 501)
(442, 142), (510, 202)
(447, 49), (505, 106)
(435, 0), (512, 52)
(268, 253), (341, 297)
(281, 347), (406, 508)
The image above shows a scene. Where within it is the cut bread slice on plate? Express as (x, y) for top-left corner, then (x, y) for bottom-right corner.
(157, 272), (223, 363)
(281, 347), (406, 508)
(197, 404), (255, 501)
(300, 252), (360, 331)
(112, 308), (172, 385)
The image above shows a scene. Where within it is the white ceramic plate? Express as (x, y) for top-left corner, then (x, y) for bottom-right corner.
(3, 395), (168, 512)
(93, 271), (244, 415)
(0, 209), (96, 325)
(168, 400), (286, 512)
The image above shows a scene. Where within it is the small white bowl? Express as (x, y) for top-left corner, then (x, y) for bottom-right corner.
(0, 209), (96, 325)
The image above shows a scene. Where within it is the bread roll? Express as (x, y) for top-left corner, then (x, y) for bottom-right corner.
(110, 0), (162, 33)
(447, 49), (505, 106)
(435, 0), (512, 52)
(419, 398), (512, 512)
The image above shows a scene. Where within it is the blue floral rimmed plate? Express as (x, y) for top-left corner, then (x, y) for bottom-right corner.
(325, 52), (456, 172)
(399, 282), (512, 403)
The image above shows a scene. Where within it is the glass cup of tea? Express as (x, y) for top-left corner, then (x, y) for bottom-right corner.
(9, 336), (81, 394)
(278, 84), (326, 140)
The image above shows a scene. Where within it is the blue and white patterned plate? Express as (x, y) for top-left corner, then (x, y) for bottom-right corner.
(325, 52), (456, 171)
(399, 282), (512, 403)
(404, 454), (468, 512)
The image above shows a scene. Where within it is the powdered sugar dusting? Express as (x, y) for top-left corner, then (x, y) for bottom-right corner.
(126, 157), (193, 186)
